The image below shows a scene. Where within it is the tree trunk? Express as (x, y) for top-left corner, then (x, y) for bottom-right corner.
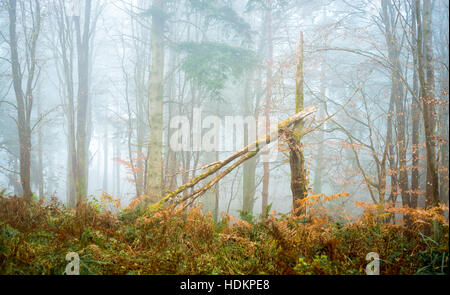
(415, 0), (440, 208)
(8, 0), (41, 201)
(165, 37), (178, 192)
(74, 0), (92, 205)
(290, 31), (308, 216)
(114, 127), (121, 197)
(313, 65), (326, 194)
(214, 151), (220, 222)
(103, 121), (109, 192)
(437, 11), (449, 206)
(243, 71), (257, 214)
(386, 91), (398, 205)
(439, 61), (449, 205)
(67, 141), (76, 207)
(55, 0), (77, 207)
(37, 93), (44, 199)
(411, 0), (420, 208)
(381, 0), (410, 210)
(147, 0), (165, 200)
(261, 0), (273, 217)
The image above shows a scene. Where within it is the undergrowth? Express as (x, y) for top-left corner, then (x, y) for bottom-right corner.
(0, 191), (448, 275)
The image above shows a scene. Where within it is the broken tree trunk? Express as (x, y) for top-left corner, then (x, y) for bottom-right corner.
(290, 31), (308, 216)
(145, 105), (317, 215)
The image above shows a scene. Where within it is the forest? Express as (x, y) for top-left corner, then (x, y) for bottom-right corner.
(0, 0), (448, 275)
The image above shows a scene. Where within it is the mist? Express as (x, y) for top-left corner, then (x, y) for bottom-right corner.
(0, 0), (448, 276)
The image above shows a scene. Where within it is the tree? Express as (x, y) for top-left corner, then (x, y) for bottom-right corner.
(380, 0), (410, 209)
(74, 0), (93, 205)
(261, 0), (273, 217)
(414, 0), (440, 208)
(410, 0), (421, 209)
(242, 70), (257, 214)
(146, 0), (166, 200)
(6, 0), (42, 201)
(51, 0), (99, 207)
(289, 31), (308, 215)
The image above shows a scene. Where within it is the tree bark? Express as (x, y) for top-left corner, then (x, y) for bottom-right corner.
(410, 0), (420, 209)
(290, 31), (308, 216)
(313, 64), (326, 194)
(243, 71), (257, 214)
(37, 92), (43, 199)
(438, 55), (449, 205)
(7, 0), (41, 201)
(381, 0), (410, 209)
(147, 0), (165, 200)
(73, 0), (92, 205)
(415, 0), (440, 208)
(261, 0), (273, 217)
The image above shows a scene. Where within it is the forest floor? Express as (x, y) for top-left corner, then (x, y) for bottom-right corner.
(0, 191), (448, 275)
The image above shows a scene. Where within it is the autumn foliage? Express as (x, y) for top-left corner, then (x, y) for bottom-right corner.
(0, 191), (447, 275)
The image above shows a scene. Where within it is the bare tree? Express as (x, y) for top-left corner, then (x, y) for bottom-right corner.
(5, 0), (42, 200)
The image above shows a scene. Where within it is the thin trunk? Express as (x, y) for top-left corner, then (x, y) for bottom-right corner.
(103, 122), (108, 191)
(37, 93), (44, 199)
(47, 151), (55, 195)
(166, 37), (177, 192)
(411, 0), (420, 208)
(114, 132), (121, 197)
(8, 0), (41, 201)
(313, 65), (326, 194)
(131, 1), (147, 197)
(13, 157), (22, 195)
(67, 143), (76, 207)
(439, 65), (449, 205)
(387, 92), (398, 205)
(55, 0), (77, 207)
(214, 151), (220, 222)
(261, 0), (273, 217)
(135, 72), (145, 196)
(438, 17), (449, 205)
(243, 71), (256, 214)
(381, 0), (410, 209)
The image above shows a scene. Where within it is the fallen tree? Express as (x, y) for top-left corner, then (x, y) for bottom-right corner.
(145, 105), (317, 215)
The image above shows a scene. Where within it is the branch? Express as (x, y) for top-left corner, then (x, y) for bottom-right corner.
(0, 164), (19, 175)
(31, 105), (62, 133)
(145, 105), (317, 214)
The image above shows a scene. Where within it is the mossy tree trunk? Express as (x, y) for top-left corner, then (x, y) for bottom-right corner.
(290, 31), (308, 216)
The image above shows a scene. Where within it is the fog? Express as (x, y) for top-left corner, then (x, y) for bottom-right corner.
(0, 0), (448, 219)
